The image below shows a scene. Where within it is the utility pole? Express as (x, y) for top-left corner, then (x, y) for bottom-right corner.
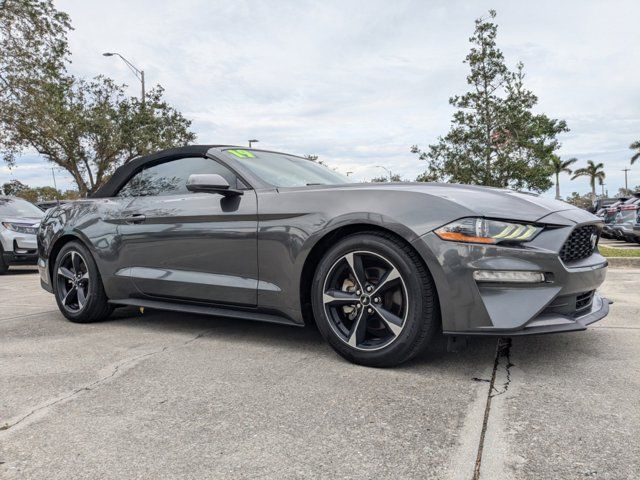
(622, 168), (630, 192)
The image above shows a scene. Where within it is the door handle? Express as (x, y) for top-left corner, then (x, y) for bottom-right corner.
(122, 214), (146, 224)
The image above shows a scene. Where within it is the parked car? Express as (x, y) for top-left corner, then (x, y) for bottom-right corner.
(610, 194), (640, 242)
(0, 196), (44, 274)
(591, 197), (625, 214)
(37, 145), (609, 366)
(633, 211), (640, 244)
(602, 198), (629, 238)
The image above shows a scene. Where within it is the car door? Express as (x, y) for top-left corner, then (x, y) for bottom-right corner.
(115, 156), (258, 306)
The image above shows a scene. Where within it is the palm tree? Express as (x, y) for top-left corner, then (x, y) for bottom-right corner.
(548, 155), (577, 200)
(631, 140), (640, 165)
(571, 160), (606, 199)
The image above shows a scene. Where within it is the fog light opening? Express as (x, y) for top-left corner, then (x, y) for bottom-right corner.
(473, 270), (546, 283)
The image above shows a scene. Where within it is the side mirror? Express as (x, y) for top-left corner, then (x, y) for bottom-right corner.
(186, 174), (243, 196)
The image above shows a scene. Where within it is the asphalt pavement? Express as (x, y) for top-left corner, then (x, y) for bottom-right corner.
(0, 267), (638, 479)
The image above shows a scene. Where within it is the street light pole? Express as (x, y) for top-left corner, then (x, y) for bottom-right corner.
(376, 165), (392, 181)
(248, 139), (259, 148)
(102, 52), (145, 102)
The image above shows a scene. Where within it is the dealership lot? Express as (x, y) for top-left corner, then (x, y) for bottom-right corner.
(1, 268), (638, 479)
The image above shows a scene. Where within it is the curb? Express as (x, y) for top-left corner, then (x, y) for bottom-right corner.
(605, 257), (640, 269)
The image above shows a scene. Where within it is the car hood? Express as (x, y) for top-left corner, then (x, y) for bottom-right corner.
(312, 182), (594, 223)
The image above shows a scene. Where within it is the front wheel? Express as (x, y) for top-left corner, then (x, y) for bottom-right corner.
(311, 232), (439, 367)
(53, 241), (113, 323)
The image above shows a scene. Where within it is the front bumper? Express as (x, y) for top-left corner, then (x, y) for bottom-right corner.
(412, 224), (609, 336)
(1, 230), (38, 265)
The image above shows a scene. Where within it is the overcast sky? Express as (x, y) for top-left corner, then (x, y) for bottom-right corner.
(2, 0), (639, 197)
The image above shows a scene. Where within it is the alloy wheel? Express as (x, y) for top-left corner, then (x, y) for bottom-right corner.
(322, 250), (408, 351)
(56, 251), (90, 313)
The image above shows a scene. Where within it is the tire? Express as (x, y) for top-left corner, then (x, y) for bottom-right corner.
(311, 231), (439, 367)
(0, 246), (8, 275)
(52, 241), (113, 323)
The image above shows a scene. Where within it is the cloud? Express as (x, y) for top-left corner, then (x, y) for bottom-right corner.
(2, 0), (639, 196)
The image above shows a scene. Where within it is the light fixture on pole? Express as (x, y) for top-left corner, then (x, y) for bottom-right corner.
(248, 139), (259, 148)
(375, 165), (392, 181)
(102, 52), (145, 102)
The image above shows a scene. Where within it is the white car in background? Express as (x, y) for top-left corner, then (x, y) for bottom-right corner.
(0, 196), (44, 274)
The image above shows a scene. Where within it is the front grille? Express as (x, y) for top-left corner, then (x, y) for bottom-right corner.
(559, 225), (599, 262)
(576, 290), (595, 311)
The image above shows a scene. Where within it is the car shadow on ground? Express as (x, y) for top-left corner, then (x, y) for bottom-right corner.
(103, 306), (498, 371)
(3, 267), (39, 275)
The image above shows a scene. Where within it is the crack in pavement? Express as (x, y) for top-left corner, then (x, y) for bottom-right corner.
(472, 337), (513, 480)
(0, 310), (61, 324)
(0, 329), (211, 434)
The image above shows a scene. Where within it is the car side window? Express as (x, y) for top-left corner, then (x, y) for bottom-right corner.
(117, 157), (243, 197)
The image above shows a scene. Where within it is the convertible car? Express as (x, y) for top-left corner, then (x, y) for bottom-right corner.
(37, 145), (609, 366)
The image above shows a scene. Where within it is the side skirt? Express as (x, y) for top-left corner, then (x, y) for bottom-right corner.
(108, 298), (303, 327)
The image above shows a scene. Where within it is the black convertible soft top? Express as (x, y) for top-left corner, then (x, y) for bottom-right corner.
(92, 145), (222, 198)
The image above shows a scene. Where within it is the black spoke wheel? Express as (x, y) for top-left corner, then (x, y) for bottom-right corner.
(322, 251), (407, 351)
(312, 231), (439, 367)
(56, 251), (90, 313)
(53, 241), (113, 323)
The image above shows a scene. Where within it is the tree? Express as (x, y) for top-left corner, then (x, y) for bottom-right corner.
(1, 179), (29, 196)
(571, 160), (605, 199)
(564, 192), (592, 210)
(412, 10), (568, 192)
(1, 1), (196, 196)
(1, 75), (196, 196)
(631, 140), (640, 165)
(548, 155), (577, 200)
(616, 186), (640, 197)
(0, 0), (71, 96)
(1, 179), (79, 202)
(371, 174), (403, 182)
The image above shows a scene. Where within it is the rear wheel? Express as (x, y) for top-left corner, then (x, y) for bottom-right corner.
(311, 232), (439, 367)
(53, 241), (113, 323)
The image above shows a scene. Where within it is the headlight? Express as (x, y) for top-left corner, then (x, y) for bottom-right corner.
(1, 222), (38, 235)
(434, 218), (542, 244)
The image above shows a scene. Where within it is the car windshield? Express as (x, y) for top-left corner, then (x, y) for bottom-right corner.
(0, 197), (44, 218)
(222, 149), (350, 187)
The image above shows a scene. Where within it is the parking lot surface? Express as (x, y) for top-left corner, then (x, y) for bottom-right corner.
(1, 268), (638, 479)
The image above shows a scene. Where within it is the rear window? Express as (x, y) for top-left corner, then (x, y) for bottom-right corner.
(0, 198), (44, 218)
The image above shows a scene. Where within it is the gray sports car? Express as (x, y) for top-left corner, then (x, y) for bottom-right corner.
(37, 145), (609, 366)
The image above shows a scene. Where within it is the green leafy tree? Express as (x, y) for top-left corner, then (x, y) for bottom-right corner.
(630, 140), (640, 165)
(371, 174), (403, 182)
(564, 192), (593, 210)
(1, 179), (79, 202)
(1, 1), (196, 196)
(548, 155), (577, 200)
(412, 10), (568, 192)
(571, 160), (605, 199)
(1, 74), (196, 196)
(0, 0), (70, 97)
(616, 186), (640, 197)
(1, 179), (29, 196)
